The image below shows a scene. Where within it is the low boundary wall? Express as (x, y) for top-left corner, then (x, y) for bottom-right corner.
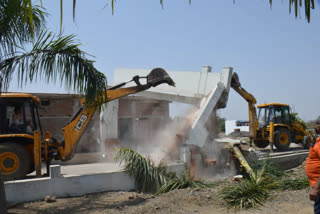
(5, 163), (185, 203)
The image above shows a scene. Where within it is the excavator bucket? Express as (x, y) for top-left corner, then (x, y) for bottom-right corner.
(147, 68), (176, 87)
(231, 72), (241, 88)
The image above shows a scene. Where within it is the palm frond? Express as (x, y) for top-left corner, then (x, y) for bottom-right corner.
(279, 177), (309, 190)
(156, 168), (217, 195)
(219, 157), (281, 210)
(115, 148), (216, 194)
(0, 31), (107, 106)
(60, 0), (63, 33)
(73, 0), (76, 22)
(0, 0), (46, 58)
(288, 0), (315, 22)
(250, 158), (286, 178)
(115, 148), (170, 193)
(218, 179), (270, 210)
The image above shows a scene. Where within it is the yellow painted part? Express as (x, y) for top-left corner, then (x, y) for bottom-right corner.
(60, 105), (96, 160)
(60, 86), (150, 161)
(231, 145), (254, 178)
(296, 135), (304, 140)
(0, 152), (19, 175)
(231, 83), (258, 140)
(274, 124), (290, 129)
(0, 134), (34, 140)
(279, 132), (289, 145)
(292, 122), (308, 135)
(33, 131), (42, 177)
(0, 93), (40, 103)
(257, 103), (289, 108)
(269, 122), (274, 144)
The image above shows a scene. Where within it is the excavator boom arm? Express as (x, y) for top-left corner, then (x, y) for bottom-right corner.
(57, 68), (175, 161)
(231, 73), (258, 139)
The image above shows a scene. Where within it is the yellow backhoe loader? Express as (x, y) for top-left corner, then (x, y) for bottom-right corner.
(231, 73), (315, 151)
(0, 68), (175, 181)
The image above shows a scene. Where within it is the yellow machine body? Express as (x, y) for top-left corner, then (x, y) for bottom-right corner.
(0, 68), (175, 180)
(231, 73), (315, 151)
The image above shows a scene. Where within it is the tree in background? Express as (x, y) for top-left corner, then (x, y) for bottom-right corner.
(0, 0), (107, 105)
(290, 112), (307, 129)
(217, 115), (226, 133)
(306, 120), (316, 129)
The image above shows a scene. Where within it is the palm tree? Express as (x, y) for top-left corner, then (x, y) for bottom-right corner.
(23, 0), (316, 25)
(0, 0), (107, 105)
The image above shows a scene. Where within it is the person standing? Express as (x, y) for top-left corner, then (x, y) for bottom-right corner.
(306, 117), (320, 214)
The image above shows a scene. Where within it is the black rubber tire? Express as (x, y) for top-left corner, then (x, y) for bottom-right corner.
(254, 140), (269, 148)
(0, 142), (32, 181)
(274, 128), (291, 151)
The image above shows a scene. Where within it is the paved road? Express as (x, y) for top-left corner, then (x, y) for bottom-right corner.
(26, 152), (123, 177)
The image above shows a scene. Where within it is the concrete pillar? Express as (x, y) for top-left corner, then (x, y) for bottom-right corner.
(197, 66), (212, 95)
(180, 145), (191, 165)
(50, 165), (61, 178)
(99, 101), (119, 153)
(220, 67), (233, 88)
(205, 108), (218, 139)
(131, 100), (137, 141)
(185, 83), (225, 147)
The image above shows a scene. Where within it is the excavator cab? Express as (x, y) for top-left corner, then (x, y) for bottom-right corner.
(0, 93), (41, 135)
(0, 93), (41, 180)
(257, 103), (291, 128)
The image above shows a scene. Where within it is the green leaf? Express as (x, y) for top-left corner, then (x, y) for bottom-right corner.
(60, 0), (63, 32)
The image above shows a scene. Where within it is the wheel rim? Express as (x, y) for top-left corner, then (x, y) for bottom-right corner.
(0, 152), (19, 175)
(279, 133), (289, 145)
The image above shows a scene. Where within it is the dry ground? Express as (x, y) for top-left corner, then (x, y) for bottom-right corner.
(8, 180), (314, 214)
(8, 153), (313, 214)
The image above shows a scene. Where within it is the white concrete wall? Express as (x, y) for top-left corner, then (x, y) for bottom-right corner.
(5, 164), (185, 203)
(5, 165), (135, 203)
(99, 101), (119, 148)
(113, 66), (233, 107)
(225, 120), (249, 135)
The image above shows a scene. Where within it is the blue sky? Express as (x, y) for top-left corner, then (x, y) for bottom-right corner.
(9, 0), (320, 121)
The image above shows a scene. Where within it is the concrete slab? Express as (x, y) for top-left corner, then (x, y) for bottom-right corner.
(5, 167), (135, 204)
(51, 152), (106, 165)
(214, 138), (309, 171)
(113, 66), (233, 108)
(184, 83), (225, 147)
(255, 148), (309, 170)
(60, 162), (122, 175)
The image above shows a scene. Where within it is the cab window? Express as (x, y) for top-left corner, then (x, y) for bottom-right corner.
(258, 107), (269, 126)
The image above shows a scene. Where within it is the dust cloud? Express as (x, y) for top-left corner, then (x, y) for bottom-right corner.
(94, 99), (232, 180)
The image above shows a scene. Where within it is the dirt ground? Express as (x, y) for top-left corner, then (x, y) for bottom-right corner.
(7, 154), (314, 214)
(8, 166), (315, 214)
(7, 185), (314, 214)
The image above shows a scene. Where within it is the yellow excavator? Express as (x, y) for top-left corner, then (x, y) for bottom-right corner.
(231, 73), (315, 151)
(0, 68), (175, 181)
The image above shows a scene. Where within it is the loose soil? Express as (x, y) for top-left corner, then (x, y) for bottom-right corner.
(8, 164), (314, 214)
(7, 186), (313, 214)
